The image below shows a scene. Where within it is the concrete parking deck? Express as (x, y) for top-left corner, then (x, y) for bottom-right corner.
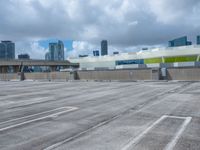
(0, 81), (199, 150)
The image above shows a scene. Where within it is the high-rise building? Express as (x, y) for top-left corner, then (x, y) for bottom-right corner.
(101, 40), (108, 56)
(113, 52), (119, 55)
(18, 54), (30, 59)
(0, 41), (15, 59)
(57, 40), (65, 60)
(168, 36), (192, 47)
(187, 41), (192, 46)
(142, 48), (148, 51)
(93, 50), (100, 56)
(79, 55), (88, 58)
(197, 36), (200, 45)
(47, 40), (64, 61)
(45, 52), (50, 60)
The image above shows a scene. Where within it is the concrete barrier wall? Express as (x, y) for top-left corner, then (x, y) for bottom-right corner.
(76, 69), (157, 81)
(0, 72), (73, 81)
(167, 68), (200, 81)
(0, 69), (160, 81)
(0, 73), (19, 81)
(24, 72), (72, 81)
(24, 73), (50, 81)
(2, 68), (199, 81)
(50, 72), (72, 81)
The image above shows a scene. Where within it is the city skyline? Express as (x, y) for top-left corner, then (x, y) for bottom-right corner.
(1, 35), (200, 60)
(0, 0), (200, 59)
(45, 40), (65, 61)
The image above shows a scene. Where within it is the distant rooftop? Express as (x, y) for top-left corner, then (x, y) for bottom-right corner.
(1, 41), (13, 43)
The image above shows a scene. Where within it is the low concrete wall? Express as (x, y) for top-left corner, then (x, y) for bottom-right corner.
(50, 72), (72, 81)
(24, 72), (72, 81)
(76, 69), (158, 81)
(24, 73), (50, 81)
(167, 67), (200, 81)
(0, 73), (19, 81)
(3, 68), (199, 81)
(0, 69), (160, 81)
(0, 72), (74, 81)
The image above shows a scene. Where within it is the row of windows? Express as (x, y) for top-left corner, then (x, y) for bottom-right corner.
(116, 56), (199, 65)
(116, 59), (144, 65)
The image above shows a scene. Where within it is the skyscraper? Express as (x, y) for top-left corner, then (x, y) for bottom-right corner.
(101, 40), (108, 56)
(45, 52), (50, 60)
(168, 36), (192, 47)
(93, 50), (100, 56)
(0, 41), (15, 59)
(197, 36), (200, 45)
(57, 40), (65, 60)
(18, 54), (30, 59)
(47, 40), (64, 61)
(49, 43), (57, 60)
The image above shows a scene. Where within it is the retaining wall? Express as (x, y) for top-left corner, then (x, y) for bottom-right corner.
(167, 67), (200, 81)
(0, 73), (19, 81)
(76, 69), (159, 81)
(0, 69), (159, 81)
(2, 68), (200, 81)
(24, 72), (72, 81)
(0, 72), (72, 81)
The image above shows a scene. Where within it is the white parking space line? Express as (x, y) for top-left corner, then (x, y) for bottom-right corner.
(44, 115), (121, 150)
(121, 115), (192, 150)
(0, 91), (50, 101)
(164, 117), (192, 150)
(0, 97), (50, 107)
(0, 107), (75, 125)
(165, 115), (191, 120)
(0, 106), (78, 132)
(121, 115), (167, 150)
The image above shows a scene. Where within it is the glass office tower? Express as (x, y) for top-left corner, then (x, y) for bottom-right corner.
(169, 36), (192, 47)
(0, 41), (15, 59)
(197, 36), (200, 45)
(48, 40), (64, 61)
(101, 40), (108, 56)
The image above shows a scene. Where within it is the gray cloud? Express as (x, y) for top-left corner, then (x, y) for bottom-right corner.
(0, 0), (200, 58)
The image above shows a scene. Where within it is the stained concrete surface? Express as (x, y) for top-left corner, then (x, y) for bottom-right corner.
(0, 81), (199, 150)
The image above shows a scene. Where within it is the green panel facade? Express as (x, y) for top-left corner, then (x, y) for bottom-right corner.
(144, 58), (163, 64)
(144, 55), (198, 64)
(164, 56), (197, 63)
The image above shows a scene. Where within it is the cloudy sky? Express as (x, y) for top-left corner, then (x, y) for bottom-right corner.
(0, 0), (200, 59)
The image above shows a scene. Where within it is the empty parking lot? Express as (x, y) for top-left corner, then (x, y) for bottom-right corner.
(0, 81), (199, 150)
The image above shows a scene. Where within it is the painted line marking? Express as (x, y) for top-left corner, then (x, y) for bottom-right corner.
(0, 107), (75, 125)
(44, 115), (121, 150)
(121, 115), (192, 150)
(165, 115), (191, 120)
(0, 106), (78, 132)
(1, 97), (50, 107)
(164, 117), (192, 150)
(0, 91), (50, 101)
(121, 115), (167, 150)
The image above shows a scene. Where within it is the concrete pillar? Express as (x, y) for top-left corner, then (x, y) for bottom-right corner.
(162, 57), (165, 63)
(160, 68), (167, 80)
(74, 71), (79, 80)
(50, 66), (56, 72)
(20, 72), (25, 81)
